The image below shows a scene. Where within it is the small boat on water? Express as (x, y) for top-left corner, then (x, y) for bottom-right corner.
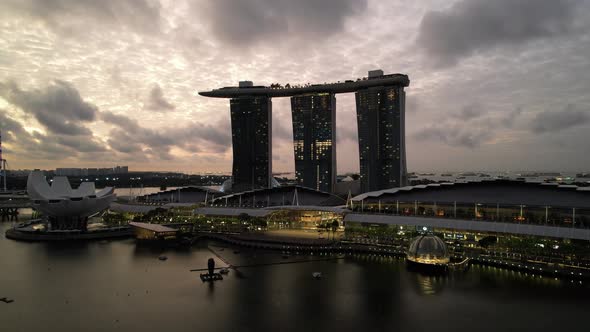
(158, 255), (168, 261)
(1, 297), (14, 304)
(219, 268), (230, 274)
(312, 272), (322, 279)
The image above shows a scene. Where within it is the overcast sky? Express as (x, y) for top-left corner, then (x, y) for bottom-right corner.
(1, 0), (589, 174)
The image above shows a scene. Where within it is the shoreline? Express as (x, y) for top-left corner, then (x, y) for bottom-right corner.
(5, 227), (133, 241)
(193, 232), (590, 281)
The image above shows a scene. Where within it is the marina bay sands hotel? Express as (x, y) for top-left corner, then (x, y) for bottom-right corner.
(199, 70), (410, 194)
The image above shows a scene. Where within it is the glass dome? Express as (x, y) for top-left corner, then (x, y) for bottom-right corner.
(406, 235), (450, 265)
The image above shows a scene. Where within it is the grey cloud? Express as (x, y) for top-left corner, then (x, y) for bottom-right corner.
(55, 135), (106, 152)
(0, 110), (107, 160)
(202, 0), (367, 46)
(414, 124), (493, 148)
(337, 125), (357, 143)
(499, 107), (524, 127)
(0, 0), (162, 35)
(146, 84), (175, 111)
(101, 111), (141, 132)
(417, 0), (582, 67)
(101, 111), (231, 159)
(530, 104), (590, 133)
(459, 103), (484, 120)
(0, 109), (27, 142)
(0, 80), (97, 136)
(272, 116), (292, 142)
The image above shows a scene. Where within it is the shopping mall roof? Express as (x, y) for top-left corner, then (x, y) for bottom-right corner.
(128, 222), (178, 233)
(344, 213), (590, 241)
(194, 207), (274, 218)
(351, 179), (590, 208)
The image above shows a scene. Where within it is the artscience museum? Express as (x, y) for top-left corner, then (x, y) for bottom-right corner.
(27, 171), (115, 230)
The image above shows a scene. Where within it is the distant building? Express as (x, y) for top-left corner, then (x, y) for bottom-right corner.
(291, 93), (336, 192)
(230, 96), (272, 192)
(55, 166), (129, 177)
(356, 72), (407, 192)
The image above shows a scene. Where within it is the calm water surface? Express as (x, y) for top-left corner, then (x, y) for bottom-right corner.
(1, 223), (588, 332)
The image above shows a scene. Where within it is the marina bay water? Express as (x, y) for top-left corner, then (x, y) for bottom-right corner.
(1, 222), (588, 332)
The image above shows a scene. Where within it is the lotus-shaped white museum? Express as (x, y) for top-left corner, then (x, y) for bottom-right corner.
(27, 171), (116, 230)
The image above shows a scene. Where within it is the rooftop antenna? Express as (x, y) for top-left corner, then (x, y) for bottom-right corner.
(0, 130), (6, 192)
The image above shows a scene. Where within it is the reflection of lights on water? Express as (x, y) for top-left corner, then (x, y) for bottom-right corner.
(416, 275), (441, 296)
(417, 276), (434, 295)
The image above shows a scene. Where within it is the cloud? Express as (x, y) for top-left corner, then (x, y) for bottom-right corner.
(201, 0), (367, 46)
(337, 125), (357, 143)
(499, 107), (524, 128)
(101, 111), (231, 159)
(414, 124), (494, 148)
(146, 84), (175, 111)
(530, 104), (590, 133)
(0, 0), (162, 35)
(0, 109), (106, 160)
(0, 80), (97, 136)
(459, 103), (484, 120)
(272, 115), (292, 142)
(55, 135), (107, 152)
(417, 0), (582, 67)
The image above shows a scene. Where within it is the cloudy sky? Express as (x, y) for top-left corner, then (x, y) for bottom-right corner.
(1, 0), (589, 174)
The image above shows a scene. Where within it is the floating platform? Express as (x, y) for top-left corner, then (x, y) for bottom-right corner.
(200, 273), (223, 282)
(405, 259), (449, 275)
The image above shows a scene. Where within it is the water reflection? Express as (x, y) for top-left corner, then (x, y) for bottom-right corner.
(410, 273), (447, 296)
(1, 226), (589, 332)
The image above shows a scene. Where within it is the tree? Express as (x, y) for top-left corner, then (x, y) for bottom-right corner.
(237, 213), (251, 224)
(331, 220), (339, 241)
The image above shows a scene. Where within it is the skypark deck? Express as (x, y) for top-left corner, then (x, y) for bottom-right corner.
(198, 74), (410, 98)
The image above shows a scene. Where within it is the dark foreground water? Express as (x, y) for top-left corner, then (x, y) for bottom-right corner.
(1, 223), (589, 332)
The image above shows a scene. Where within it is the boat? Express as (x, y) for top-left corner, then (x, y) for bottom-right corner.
(0, 297), (14, 304)
(219, 267), (230, 274)
(200, 273), (223, 282)
(158, 255), (168, 261)
(312, 272), (322, 279)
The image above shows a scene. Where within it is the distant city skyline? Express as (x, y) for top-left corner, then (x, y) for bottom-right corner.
(1, 0), (590, 173)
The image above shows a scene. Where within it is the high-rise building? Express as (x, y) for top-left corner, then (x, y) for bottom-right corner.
(199, 71), (410, 194)
(291, 93), (336, 192)
(230, 95), (272, 192)
(356, 76), (407, 192)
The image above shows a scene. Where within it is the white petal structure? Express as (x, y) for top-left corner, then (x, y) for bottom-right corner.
(27, 171), (115, 218)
